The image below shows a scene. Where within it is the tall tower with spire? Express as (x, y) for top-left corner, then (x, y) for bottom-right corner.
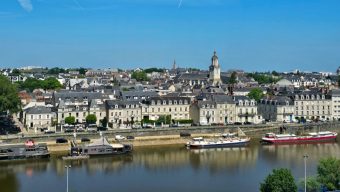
(209, 50), (222, 86)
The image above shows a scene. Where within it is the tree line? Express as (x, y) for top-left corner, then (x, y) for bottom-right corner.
(16, 77), (62, 92)
(260, 157), (340, 192)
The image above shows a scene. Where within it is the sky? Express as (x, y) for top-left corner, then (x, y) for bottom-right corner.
(0, 0), (340, 72)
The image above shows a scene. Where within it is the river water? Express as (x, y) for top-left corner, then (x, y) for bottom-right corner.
(1, 139), (340, 192)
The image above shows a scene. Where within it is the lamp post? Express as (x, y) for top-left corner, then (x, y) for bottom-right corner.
(303, 154), (308, 192)
(65, 165), (71, 192)
(206, 113), (211, 125)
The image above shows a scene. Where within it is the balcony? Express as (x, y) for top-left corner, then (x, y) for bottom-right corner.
(238, 112), (256, 117)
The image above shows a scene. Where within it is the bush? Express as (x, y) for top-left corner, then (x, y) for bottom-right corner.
(260, 168), (297, 192)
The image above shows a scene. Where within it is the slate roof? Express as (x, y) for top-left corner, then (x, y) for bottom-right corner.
(25, 106), (52, 114)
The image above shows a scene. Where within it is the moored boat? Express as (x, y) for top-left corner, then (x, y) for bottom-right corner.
(71, 136), (132, 156)
(261, 131), (338, 144)
(186, 135), (250, 149)
(0, 139), (50, 160)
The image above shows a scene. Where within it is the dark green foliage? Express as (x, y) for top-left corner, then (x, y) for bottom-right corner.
(248, 88), (264, 101)
(100, 117), (108, 127)
(18, 77), (62, 92)
(131, 71), (148, 81)
(175, 119), (193, 124)
(86, 114), (97, 124)
(298, 176), (321, 192)
(247, 72), (280, 84)
(317, 157), (340, 191)
(228, 71), (237, 84)
(47, 67), (67, 74)
(10, 69), (21, 76)
(272, 71), (279, 76)
(156, 115), (171, 124)
(144, 68), (164, 73)
(0, 75), (21, 113)
(65, 116), (75, 125)
(260, 168), (297, 192)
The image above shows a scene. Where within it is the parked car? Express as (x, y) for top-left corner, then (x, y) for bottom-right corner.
(126, 135), (135, 140)
(81, 138), (90, 142)
(115, 135), (126, 140)
(180, 132), (191, 137)
(244, 122), (252, 125)
(64, 129), (74, 133)
(234, 122), (243, 125)
(142, 125), (153, 129)
(56, 138), (68, 143)
(97, 127), (108, 131)
(44, 130), (55, 134)
(76, 128), (85, 132)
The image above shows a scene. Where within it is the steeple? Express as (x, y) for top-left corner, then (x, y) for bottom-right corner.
(173, 59), (177, 70)
(209, 50), (222, 86)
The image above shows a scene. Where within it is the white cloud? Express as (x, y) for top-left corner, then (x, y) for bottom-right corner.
(18, 0), (33, 12)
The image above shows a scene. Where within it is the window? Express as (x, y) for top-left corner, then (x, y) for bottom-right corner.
(47, 115), (49, 119)
(39, 115), (41, 119)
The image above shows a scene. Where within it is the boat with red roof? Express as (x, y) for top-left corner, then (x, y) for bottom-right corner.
(261, 131), (337, 144)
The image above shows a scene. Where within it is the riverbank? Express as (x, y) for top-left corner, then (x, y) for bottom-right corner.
(2, 121), (340, 154)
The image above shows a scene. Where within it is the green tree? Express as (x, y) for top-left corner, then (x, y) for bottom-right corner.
(228, 71), (237, 84)
(248, 88), (264, 102)
(47, 67), (67, 74)
(317, 157), (340, 191)
(65, 116), (75, 125)
(0, 75), (21, 113)
(86, 114), (97, 124)
(260, 168), (297, 192)
(11, 68), (21, 76)
(144, 68), (164, 73)
(131, 71), (148, 81)
(272, 71), (279, 76)
(156, 115), (171, 124)
(42, 77), (62, 90)
(100, 117), (108, 127)
(298, 176), (321, 192)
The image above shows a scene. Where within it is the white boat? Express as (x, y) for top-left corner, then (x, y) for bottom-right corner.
(186, 136), (250, 149)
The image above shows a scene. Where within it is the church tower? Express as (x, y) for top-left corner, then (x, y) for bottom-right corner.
(209, 50), (222, 86)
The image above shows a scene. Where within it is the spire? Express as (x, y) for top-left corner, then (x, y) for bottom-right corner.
(173, 59), (177, 70)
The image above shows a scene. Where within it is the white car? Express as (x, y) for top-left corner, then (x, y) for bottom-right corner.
(115, 135), (126, 140)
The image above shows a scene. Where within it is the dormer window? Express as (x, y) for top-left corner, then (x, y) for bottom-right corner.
(322, 95), (325, 99)
(179, 100), (182, 105)
(157, 100), (161, 105)
(151, 101), (155, 105)
(207, 104), (210, 108)
(163, 100), (166, 105)
(115, 105), (118, 109)
(306, 95), (309, 100)
(126, 104), (130, 108)
(301, 95), (304, 100)
(174, 100), (177, 105)
(184, 100), (188, 105)
(169, 100), (172, 105)
(202, 105), (205, 108)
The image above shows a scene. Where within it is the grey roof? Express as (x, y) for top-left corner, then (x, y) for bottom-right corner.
(121, 91), (159, 101)
(212, 95), (234, 104)
(25, 106), (52, 114)
(106, 100), (141, 109)
(53, 91), (102, 104)
(331, 89), (340, 96)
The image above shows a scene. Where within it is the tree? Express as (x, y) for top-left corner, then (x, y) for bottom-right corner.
(47, 67), (67, 74)
(260, 168), (297, 192)
(248, 88), (264, 102)
(298, 176), (321, 192)
(11, 68), (21, 76)
(100, 117), (108, 127)
(42, 77), (62, 90)
(65, 116), (75, 125)
(272, 71), (279, 76)
(86, 114), (97, 124)
(228, 71), (237, 84)
(317, 157), (340, 191)
(0, 75), (21, 113)
(131, 71), (148, 81)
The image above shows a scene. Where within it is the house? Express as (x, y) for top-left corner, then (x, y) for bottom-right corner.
(24, 106), (56, 133)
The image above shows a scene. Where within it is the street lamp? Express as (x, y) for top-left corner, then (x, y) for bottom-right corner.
(303, 154), (308, 192)
(65, 165), (71, 192)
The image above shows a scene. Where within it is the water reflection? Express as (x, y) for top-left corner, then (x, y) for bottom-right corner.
(1, 140), (340, 192)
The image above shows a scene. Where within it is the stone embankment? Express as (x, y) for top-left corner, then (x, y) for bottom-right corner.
(1, 122), (340, 154)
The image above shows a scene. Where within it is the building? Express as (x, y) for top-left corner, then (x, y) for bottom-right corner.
(209, 51), (222, 86)
(141, 96), (191, 122)
(190, 94), (236, 125)
(258, 96), (295, 122)
(331, 89), (340, 120)
(24, 106), (55, 132)
(234, 96), (262, 124)
(88, 99), (106, 125)
(290, 91), (332, 121)
(105, 100), (142, 128)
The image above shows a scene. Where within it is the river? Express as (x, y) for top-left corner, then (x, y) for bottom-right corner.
(1, 139), (340, 192)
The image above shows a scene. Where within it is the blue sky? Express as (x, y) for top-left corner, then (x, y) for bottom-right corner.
(0, 0), (340, 72)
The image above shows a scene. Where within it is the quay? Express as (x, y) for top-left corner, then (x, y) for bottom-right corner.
(1, 122), (340, 154)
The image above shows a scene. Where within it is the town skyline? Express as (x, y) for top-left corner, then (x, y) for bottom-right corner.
(1, 0), (340, 71)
